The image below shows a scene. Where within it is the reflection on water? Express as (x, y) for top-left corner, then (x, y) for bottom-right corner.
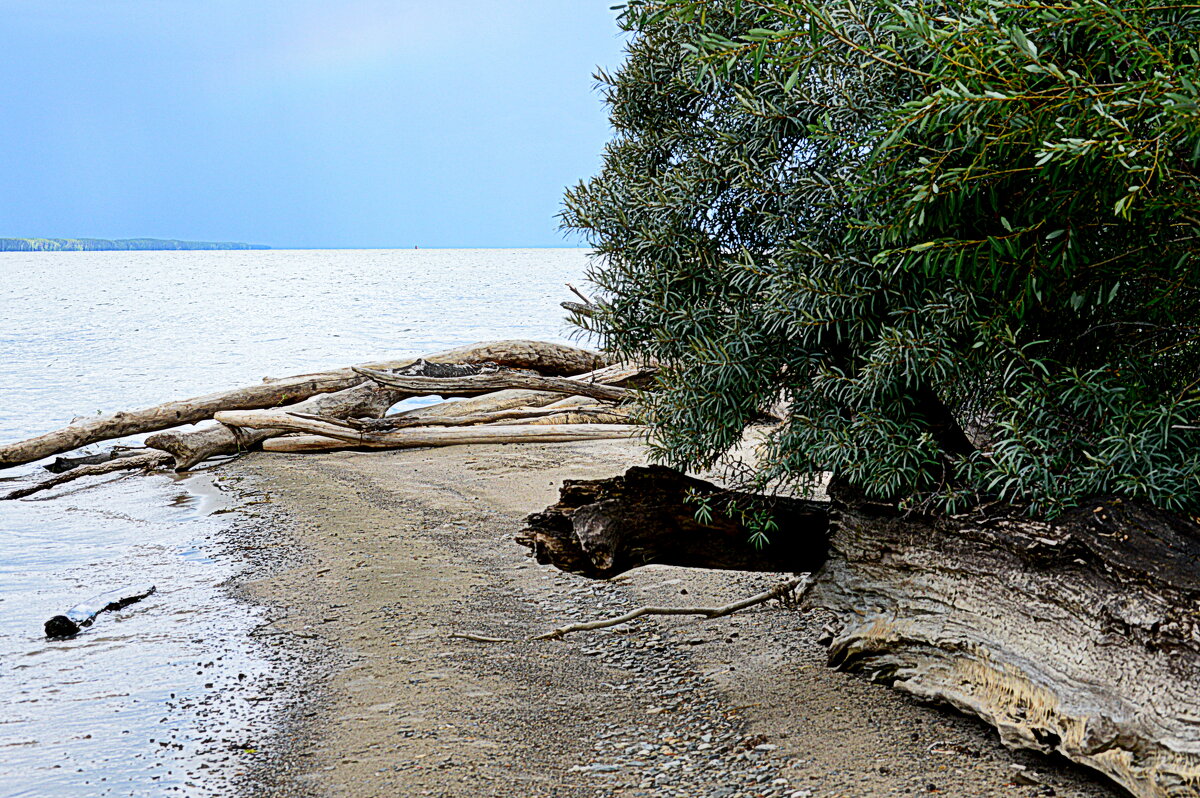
(0, 248), (589, 796)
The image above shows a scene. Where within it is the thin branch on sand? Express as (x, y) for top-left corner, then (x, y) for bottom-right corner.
(448, 576), (810, 644)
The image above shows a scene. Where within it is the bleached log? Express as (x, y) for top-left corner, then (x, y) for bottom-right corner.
(0, 340), (607, 470)
(135, 342), (612, 471)
(515, 408), (632, 425)
(350, 403), (624, 431)
(217, 409), (640, 446)
(257, 423), (643, 453)
(146, 382), (400, 471)
(353, 366), (630, 403)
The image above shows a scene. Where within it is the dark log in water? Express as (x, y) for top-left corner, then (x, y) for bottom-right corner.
(44, 584), (157, 638)
(43, 448), (144, 473)
(4, 452), (173, 500)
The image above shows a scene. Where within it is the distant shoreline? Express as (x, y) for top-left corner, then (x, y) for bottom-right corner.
(0, 237), (269, 252)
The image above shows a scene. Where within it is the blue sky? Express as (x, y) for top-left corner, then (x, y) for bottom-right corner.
(0, 2), (627, 248)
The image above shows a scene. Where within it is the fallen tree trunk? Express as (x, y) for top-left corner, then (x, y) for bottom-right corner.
(0, 340), (607, 470)
(353, 366), (630, 403)
(813, 482), (1200, 798)
(307, 402), (624, 431)
(516, 465), (829, 578)
(222, 420), (642, 452)
(520, 466), (1200, 798)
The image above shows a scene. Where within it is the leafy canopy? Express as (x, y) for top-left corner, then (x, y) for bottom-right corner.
(564, 0), (1200, 516)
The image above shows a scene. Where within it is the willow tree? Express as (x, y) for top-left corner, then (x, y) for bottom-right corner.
(546, 2), (1200, 794)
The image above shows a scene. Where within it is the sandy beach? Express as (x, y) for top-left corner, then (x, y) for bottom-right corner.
(226, 439), (1122, 798)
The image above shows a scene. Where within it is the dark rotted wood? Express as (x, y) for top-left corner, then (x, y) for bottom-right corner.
(515, 465), (830, 579)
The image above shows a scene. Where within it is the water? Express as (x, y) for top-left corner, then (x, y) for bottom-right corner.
(0, 249), (590, 796)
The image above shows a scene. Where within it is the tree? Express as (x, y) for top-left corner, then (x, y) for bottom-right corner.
(564, 0), (1200, 517)
(550, 4), (1200, 793)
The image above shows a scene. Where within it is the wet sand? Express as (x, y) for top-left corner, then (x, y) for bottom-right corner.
(228, 440), (1123, 798)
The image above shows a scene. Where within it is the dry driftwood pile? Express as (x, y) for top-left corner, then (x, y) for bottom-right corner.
(0, 339), (648, 499)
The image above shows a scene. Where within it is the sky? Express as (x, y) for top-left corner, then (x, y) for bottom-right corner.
(0, 2), (628, 248)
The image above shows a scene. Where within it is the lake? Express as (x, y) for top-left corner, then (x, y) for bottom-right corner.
(0, 248), (591, 797)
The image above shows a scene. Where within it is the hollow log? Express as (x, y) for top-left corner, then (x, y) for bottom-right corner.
(519, 466), (1200, 798)
(0, 340), (607, 470)
(353, 366), (630, 403)
(516, 465), (829, 579)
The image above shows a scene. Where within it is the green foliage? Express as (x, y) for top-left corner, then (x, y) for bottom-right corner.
(564, 0), (1200, 516)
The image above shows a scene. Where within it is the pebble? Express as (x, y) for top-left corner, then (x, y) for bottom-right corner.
(544, 570), (791, 798)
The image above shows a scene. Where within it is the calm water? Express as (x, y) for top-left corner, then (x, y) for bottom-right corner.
(0, 249), (590, 796)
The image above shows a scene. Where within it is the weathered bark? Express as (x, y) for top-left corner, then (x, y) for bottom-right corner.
(328, 402), (624, 431)
(0, 340), (607, 470)
(219, 418), (642, 452)
(813, 482), (1200, 798)
(520, 467), (1200, 798)
(4, 452), (173, 500)
(516, 465), (829, 579)
(353, 366), (630, 403)
(504, 407), (633, 425)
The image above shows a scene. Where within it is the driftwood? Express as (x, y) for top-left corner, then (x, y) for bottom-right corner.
(353, 366), (630, 403)
(44, 584), (157, 638)
(220, 420), (643, 452)
(43, 448), (145, 473)
(532, 575), (809, 640)
(520, 466), (1200, 798)
(145, 355), (642, 472)
(322, 402), (625, 431)
(4, 452), (173, 500)
(813, 482), (1200, 798)
(146, 382), (400, 471)
(0, 340), (606, 470)
(515, 408), (633, 425)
